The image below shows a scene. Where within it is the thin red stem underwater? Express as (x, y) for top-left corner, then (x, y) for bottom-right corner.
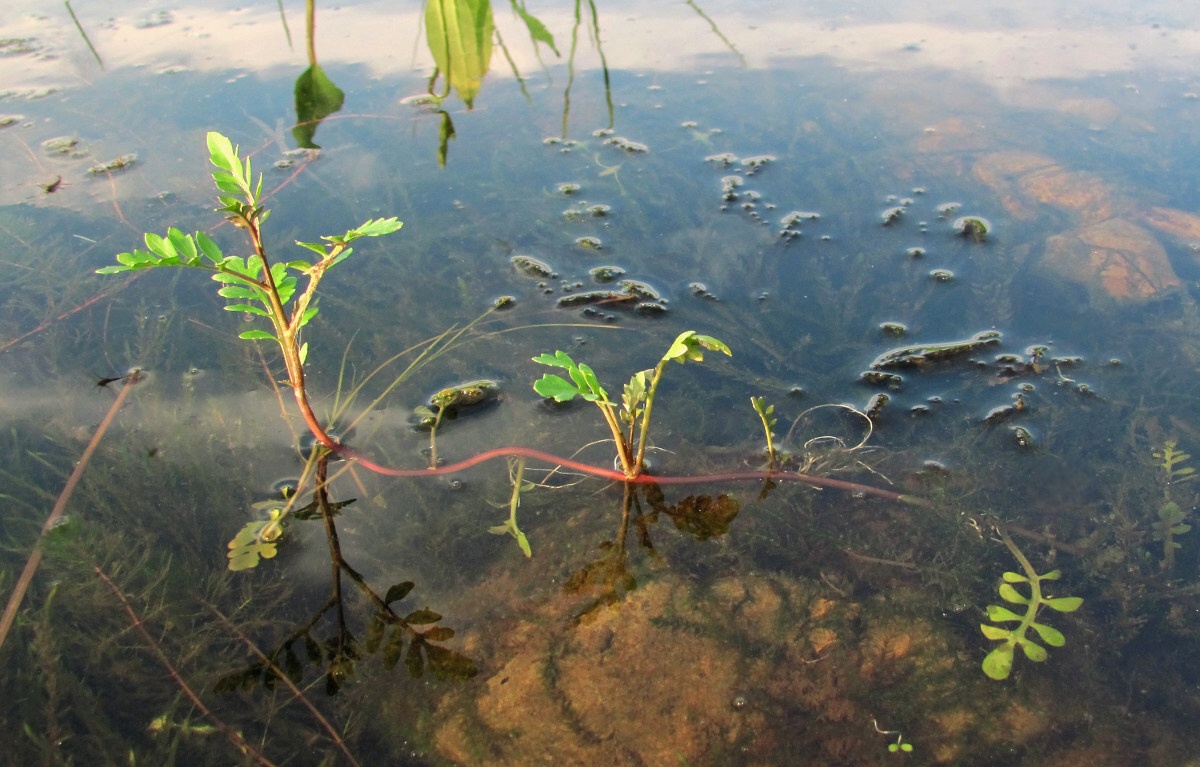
(336, 444), (927, 506)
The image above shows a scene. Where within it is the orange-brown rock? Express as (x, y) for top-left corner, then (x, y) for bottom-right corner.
(1039, 218), (1180, 300)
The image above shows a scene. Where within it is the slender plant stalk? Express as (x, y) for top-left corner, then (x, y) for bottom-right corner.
(0, 374), (138, 654)
(205, 604), (361, 767)
(94, 566), (279, 767)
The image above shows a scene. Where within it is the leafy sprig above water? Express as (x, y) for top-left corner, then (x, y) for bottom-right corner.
(532, 331), (731, 479)
(980, 526), (1083, 680)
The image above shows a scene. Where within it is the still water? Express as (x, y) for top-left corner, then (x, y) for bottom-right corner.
(3, 1), (1200, 764)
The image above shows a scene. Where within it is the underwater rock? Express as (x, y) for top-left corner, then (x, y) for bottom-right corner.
(1039, 218), (1180, 301)
(421, 570), (1086, 766)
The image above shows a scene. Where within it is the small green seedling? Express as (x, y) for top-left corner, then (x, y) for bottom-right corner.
(488, 457), (534, 557)
(750, 396), (780, 468)
(980, 526), (1083, 680)
(533, 330), (730, 479)
(872, 718), (913, 754)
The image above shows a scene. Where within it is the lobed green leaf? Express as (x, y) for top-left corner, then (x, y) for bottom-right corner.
(1043, 596), (1083, 613)
(533, 373), (582, 402)
(998, 583), (1030, 605)
(980, 623), (1013, 640)
(532, 350), (576, 370)
(1029, 621), (1066, 647)
(985, 604), (1024, 623)
(1019, 639), (1048, 662)
(982, 645), (1014, 680)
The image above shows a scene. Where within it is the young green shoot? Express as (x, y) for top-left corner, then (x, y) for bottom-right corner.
(532, 331), (731, 479)
(97, 132), (402, 449)
(750, 395), (779, 468)
(488, 457), (533, 557)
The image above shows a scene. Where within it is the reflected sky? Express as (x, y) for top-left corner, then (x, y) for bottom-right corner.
(5, 0), (1200, 93)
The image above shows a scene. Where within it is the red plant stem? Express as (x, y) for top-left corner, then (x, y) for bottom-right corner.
(337, 445), (928, 506)
(0, 374), (137, 654)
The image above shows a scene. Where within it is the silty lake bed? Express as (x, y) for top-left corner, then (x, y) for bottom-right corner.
(4, 0), (1200, 764)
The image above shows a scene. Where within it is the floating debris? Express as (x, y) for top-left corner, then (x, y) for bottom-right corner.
(953, 215), (992, 242)
(1011, 425), (1036, 448)
(557, 182), (581, 195)
(860, 371), (904, 388)
(412, 380), (502, 430)
(740, 154), (776, 176)
(511, 255), (558, 279)
(556, 290), (639, 308)
(586, 204), (611, 217)
(872, 331), (1001, 370)
(906, 247), (926, 258)
(618, 279), (664, 301)
(0, 114), (22, 128)
(930, 268), (955, 282)
(705, 152), (739, 167)
(634, 302), (669, 316)
(604, 136), (649, 153)
(589, 265), (625, 283)
(689, 282), (719, 301)
(87, 154), (137, 174)
(575, 236), (603, 250)
(935, 202), (962, 218)
(781, 211), (820, 228)
(720, 175), (744, 202)
(866, 393), (890, 420)
(879, 322), (907, 337)
(41, 135), (78, 154)
(492, 295), (516, 310)
(881, 206), (905, 225)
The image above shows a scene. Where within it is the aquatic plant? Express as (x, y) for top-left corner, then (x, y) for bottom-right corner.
(872, 718), (914, 754)
(97, 131), (401, 451)
(980, 525), (1083, 680)
(1152, 440), (1194, 574)
(750, 395), (781, 468)
(532, 330), (731, 479)
(488, 457), (533, 557)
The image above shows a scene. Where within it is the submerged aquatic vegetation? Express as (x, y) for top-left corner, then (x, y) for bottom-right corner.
(980, 525), (1083, 680)
(1151, 440), (1194, 574)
